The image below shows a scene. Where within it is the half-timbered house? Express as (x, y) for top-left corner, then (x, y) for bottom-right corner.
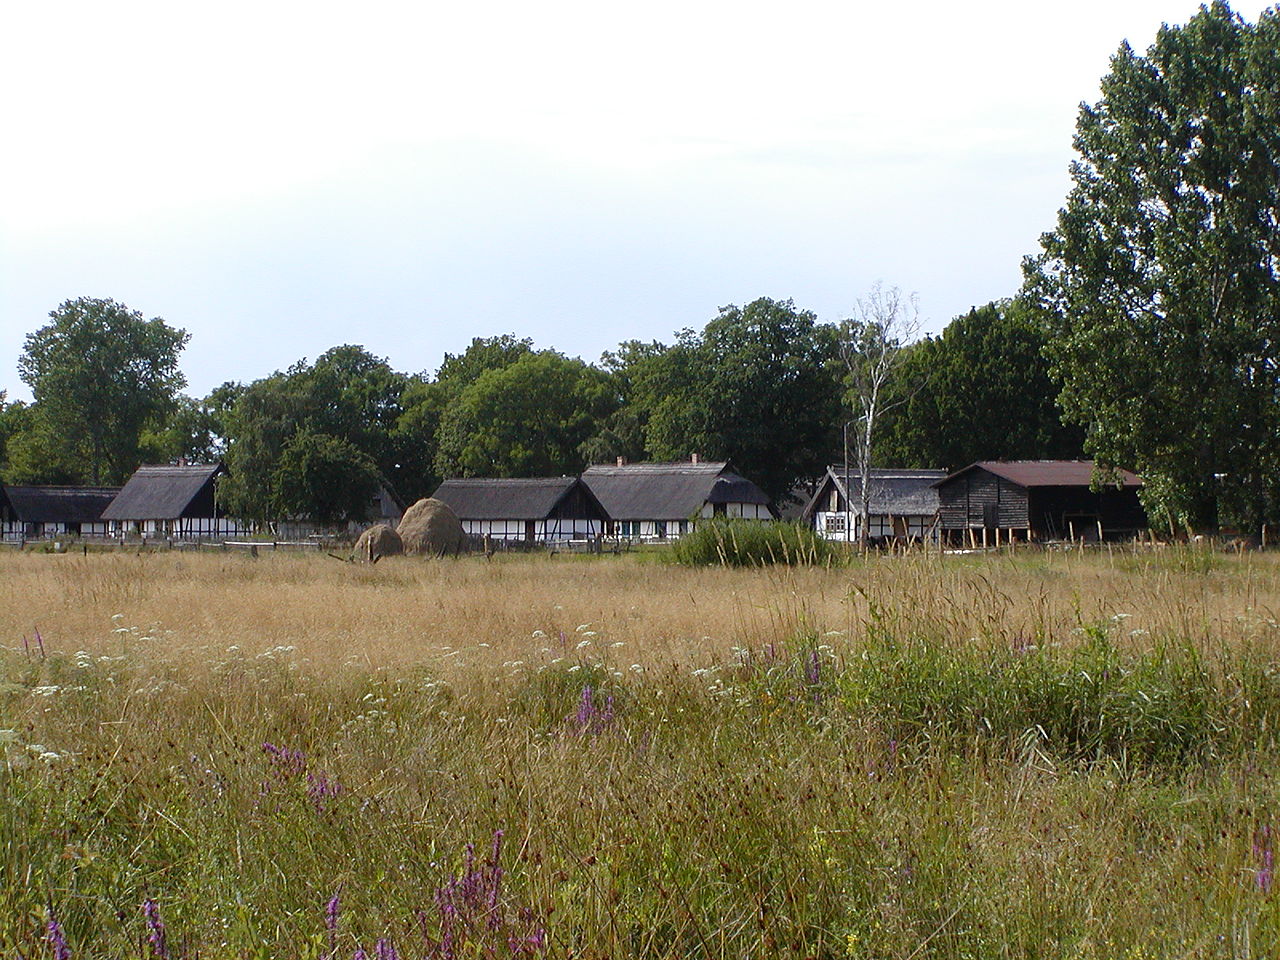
(582, 460), (775, 540)
(0, 485), (119, 539)
(101, 463), (247, 538)
(430, 477), (608, 542)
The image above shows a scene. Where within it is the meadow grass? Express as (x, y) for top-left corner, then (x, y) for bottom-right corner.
(3, 545), (1280, 957)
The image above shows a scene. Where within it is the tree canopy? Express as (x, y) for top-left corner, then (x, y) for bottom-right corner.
(17, 297), (189, 484)
(1024, 1), (1280, 532)
(434, 351), (619, 478)
(611, 299), (844, 504)
(876, 301), (1083, 470)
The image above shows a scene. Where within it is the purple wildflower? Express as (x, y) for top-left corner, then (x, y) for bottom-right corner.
(353, 950), (368, 960)
(575, 686), (594, 729)
(487, 830), (505, 930)
(425, 830), (547, 957)
(374, 939), (398, 960)
(308, 771), (344, 813)
(34, 625), (46, 658)
(325, 891), (341, 957)
(46, 908), (71, 960)
(142, 899), (170, 960)
(1256, 826), (1275, 893)
(262, 741), (307, 775)
(22, 634), (30, 657)
(570, 686), (616, 735)
(805, 649), (821, 685)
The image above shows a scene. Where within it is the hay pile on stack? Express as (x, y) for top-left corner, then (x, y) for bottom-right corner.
(397, 498), (467, 556)
(353, 524), (402, 563)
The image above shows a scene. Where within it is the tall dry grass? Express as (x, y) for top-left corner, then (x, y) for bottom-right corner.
(2, 545), (1280, 957)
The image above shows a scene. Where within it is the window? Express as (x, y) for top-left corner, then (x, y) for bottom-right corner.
(825, 514), (847, 533)
(655, 520), (668, 539)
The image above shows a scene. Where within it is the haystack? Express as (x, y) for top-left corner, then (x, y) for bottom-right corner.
(398, 497), (467, 556)
(353, 524), (402, 563)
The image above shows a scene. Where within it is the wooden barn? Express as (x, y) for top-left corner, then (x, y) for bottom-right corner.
(801, 467), (947, 542)
(430, 477), (608, 542)
(0, 485), (120, 539)
(101, 463), (248, 538)
(582, 459), (775, 540)
(934, 461), (1146, 543)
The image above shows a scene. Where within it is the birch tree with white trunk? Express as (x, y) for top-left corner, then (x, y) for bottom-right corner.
(841, 285), (920, 546)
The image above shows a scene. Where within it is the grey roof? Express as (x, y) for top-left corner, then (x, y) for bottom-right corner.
(582, 461), (771, 520)
(101, 464), (225, 521)
(935, 461), (1142, 489)
(1, 485), (120, 524)
(431, 477), (602, 520)
(802, 467), (947, 520)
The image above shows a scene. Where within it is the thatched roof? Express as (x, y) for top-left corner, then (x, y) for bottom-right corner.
(801, 467), (947, 521)
(431, 477), (603, 520)
(582, 461), (771, 521)
(101, 464), (227, 521)
(1, 485), (120, 523)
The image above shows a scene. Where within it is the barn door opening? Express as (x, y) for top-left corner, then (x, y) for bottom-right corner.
(983, 503), (999, 530)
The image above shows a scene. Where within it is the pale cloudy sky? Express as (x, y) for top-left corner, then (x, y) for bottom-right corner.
(2, 0), (1273, 401)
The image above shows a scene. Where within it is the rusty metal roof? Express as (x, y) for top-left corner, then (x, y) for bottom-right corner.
(934, 461), (1142, 489)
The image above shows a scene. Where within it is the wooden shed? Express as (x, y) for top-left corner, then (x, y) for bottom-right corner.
(934, 461), (1145, 542)
(430, 477), (608, 542)
(582, 460), (775, 540)
(101, 463), (247, 539)
(0, 485), (120, 539)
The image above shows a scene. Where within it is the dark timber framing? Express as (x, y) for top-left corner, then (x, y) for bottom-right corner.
(934, 461), (1146, 543)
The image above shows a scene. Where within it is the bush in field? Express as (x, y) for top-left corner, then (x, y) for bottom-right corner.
(671, 519), (835, 567)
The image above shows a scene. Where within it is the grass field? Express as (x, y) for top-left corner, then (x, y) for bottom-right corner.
(3, 546), (1280, 958)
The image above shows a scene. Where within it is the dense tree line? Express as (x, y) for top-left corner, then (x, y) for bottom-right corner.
(5, 4), (1277, 534)
(1, 294), (1076, 523)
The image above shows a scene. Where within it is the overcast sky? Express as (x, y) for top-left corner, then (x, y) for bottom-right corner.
(2, 0), (1273, 401)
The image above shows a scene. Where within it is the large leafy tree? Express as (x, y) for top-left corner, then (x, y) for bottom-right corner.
(436, 334), (534, 393)
(273, 428), (382, 525)
(613, 299), (843, 504)
(1024, 2), (1280, 532)
(18, 297), (189, 484)
(876, 301), (1083, 470)
(221, 346), (412, 523)
(434, 351), (618, 477)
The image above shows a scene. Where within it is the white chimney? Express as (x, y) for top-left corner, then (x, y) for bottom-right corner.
(691, 452), (699, 464)
(616, 456), (625, 467)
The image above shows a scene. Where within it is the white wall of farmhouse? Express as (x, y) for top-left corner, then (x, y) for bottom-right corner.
(814, 510), (937, 541)
(461, 517), (603, 542)
(111, 518), (250, 539)
(2, 520), (112, 539)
